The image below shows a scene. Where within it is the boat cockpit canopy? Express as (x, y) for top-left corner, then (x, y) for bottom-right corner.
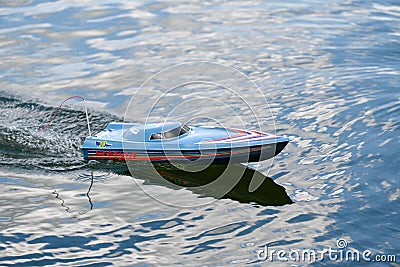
(150, 124), (190, 140)
(123, 121), (190, 141)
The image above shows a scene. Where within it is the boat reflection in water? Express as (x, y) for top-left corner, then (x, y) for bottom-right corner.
(122, 163), (293, 207)
(55, 163), (292, 214)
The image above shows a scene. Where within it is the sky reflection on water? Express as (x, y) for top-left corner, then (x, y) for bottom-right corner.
(0, 0), (399, 265)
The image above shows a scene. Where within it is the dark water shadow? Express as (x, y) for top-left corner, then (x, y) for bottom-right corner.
(52, 162), (292, 217)
(112, 162), (293, 207)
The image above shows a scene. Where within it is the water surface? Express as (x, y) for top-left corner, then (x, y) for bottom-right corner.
(1, 0), (399, 266)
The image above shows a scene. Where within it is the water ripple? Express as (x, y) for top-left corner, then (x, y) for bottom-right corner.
(1, 0), (399, 265)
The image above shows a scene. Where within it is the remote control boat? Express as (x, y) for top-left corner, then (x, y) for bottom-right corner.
(81, 121), (289, 164)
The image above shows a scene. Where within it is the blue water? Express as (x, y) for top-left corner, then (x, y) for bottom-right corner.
(1, 0), (399, 266)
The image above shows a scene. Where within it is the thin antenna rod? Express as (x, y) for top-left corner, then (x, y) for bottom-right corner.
(83, 99), (92, 136)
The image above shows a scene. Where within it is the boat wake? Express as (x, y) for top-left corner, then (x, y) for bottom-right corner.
(0, 93), (117, 171)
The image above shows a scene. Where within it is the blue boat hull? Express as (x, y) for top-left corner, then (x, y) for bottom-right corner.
(81, 122), (289, 164)
(82, 142), (288, 164)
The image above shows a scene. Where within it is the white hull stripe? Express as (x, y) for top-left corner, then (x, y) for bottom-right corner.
(200, 130), (280, 143)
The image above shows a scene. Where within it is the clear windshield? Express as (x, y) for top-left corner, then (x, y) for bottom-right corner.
(150, 125), (190, 140)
